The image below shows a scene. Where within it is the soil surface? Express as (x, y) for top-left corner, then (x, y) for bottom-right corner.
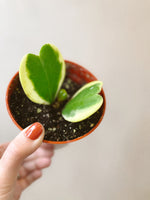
(9, 76), (104, 142)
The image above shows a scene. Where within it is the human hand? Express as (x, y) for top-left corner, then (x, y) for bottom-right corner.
(0, 122), (54, 200)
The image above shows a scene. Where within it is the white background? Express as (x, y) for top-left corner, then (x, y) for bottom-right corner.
(0, 0), (150, 199)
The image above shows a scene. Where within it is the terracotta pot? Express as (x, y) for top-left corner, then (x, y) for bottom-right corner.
(6, 60), (106, 144)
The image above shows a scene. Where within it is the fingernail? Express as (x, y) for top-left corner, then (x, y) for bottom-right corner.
(24, 122), (43, 140)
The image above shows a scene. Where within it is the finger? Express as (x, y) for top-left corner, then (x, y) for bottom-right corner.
(19, 170), (42, 190)
(40, 143), (54, 150)
(24, 157), (51, 171)
(0, 143), (9, 158)
(0, 122), (44, 186)
(19, 157), (51, 178)
(24, 146), (54, 162)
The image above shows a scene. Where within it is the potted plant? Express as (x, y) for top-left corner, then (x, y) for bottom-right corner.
(6, 44), (106, 144)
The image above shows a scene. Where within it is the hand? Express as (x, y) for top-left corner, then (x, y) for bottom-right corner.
(0, 123), (54, 200)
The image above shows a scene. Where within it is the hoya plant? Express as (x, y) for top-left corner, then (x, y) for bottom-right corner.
(19, 44), (103, 123)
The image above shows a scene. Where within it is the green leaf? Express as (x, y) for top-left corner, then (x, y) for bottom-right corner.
(19, 44), (65, 105)
(57, 89), (68, 102)
(62, 81), (103, 122)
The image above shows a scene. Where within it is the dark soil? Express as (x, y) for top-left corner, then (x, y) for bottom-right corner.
(9, 76), (104, 142)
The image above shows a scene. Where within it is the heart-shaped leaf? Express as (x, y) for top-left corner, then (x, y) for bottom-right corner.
(62, 81), (103, 122)
(19, 44), (65, 105)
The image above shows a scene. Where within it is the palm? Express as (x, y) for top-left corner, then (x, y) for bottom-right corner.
(0, 143), (54, 200)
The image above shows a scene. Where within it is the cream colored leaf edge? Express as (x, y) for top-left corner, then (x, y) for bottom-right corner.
(73, 80), (103, 98)
(19, 54), (50, 105)
(49, 44), (66, 100)
(63, 95), (103, 122)
(62, 81), (103, 122)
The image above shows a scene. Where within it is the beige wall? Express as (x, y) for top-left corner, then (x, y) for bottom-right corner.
(0, 0), (150, 199)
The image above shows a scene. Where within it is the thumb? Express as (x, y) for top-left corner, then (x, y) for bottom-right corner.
(0, 122), (45, 185)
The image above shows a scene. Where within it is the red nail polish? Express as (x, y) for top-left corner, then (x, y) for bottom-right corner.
(24, 122), (43, 140)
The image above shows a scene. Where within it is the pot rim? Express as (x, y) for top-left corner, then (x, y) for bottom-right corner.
(6, 60), (106, 144)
